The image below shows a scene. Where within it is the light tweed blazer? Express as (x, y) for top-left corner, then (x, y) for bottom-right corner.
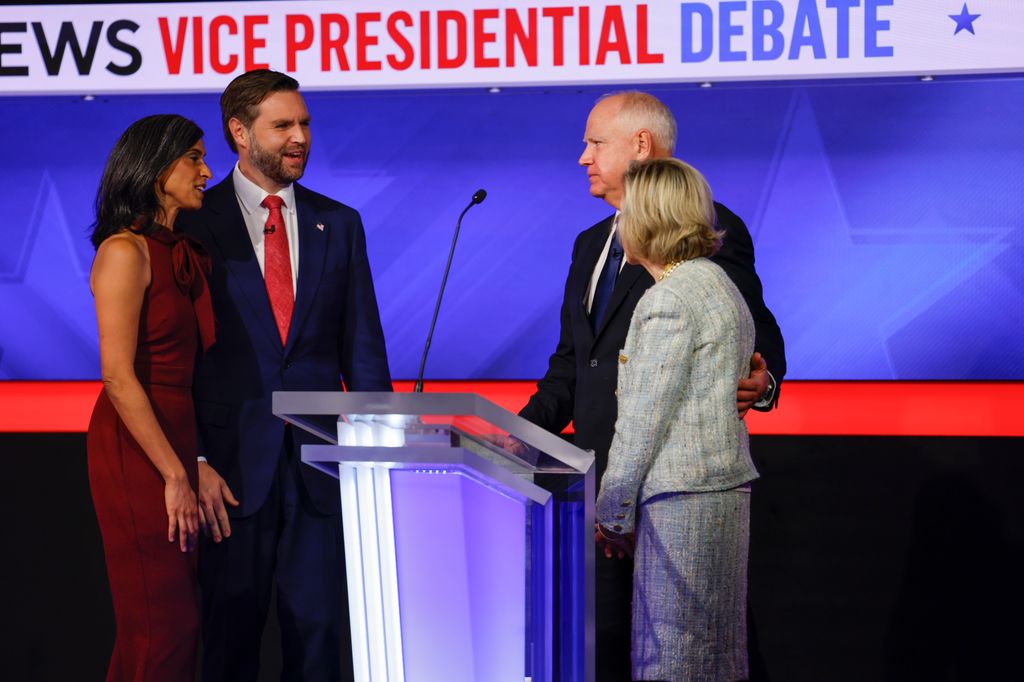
(596, 257), (758, 534)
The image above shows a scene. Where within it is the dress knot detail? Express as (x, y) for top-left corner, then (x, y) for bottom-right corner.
(148, 229), (211, 294)
(149, 228), (217, 352)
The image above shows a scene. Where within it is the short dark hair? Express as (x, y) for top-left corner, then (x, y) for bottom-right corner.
(90, 114), (203, 249)
(220, 69), (300, 152)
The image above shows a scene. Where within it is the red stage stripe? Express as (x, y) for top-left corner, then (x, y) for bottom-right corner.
(1, 381), (1021, 437)
(3, 381), (104, 433)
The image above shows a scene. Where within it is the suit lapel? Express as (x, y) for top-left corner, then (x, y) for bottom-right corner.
(594, 263), (645, 340)
(574, 216), (615, 345)
(204, 178), (282, 351)
(284, 185), (327, 356)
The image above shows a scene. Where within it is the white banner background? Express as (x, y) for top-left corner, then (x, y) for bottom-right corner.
(0, 0), (1020, 95)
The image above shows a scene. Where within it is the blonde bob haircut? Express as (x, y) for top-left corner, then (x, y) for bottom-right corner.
(619, 158), (722, 265)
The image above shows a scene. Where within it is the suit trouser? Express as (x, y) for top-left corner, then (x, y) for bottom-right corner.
(596, 552), (635, 681)
(199, 439), (352, 682)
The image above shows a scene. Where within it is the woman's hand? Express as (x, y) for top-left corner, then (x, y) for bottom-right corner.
(595, 523), (635, 560)
(165, 473), (199, 552)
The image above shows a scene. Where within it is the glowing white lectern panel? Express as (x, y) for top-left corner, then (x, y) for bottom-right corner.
(272, 392), (595, 682)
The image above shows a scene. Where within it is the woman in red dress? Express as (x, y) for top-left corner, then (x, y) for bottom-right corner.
(87, 114), (215, 682)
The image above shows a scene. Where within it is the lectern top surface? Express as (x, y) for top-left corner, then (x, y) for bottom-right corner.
(272, 391), (594, 474)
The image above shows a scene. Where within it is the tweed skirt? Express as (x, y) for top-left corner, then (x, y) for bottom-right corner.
(631, 488), (751, 681)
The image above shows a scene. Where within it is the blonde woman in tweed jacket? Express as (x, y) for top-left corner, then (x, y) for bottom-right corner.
(596, 158), (758, 681)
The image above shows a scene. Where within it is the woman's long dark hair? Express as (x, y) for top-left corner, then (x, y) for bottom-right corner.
(90, 114), (203, 249)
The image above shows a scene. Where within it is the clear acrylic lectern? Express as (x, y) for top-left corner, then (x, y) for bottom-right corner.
(273, 391), (595, 682)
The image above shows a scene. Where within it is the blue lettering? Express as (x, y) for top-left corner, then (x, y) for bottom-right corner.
(680, 3), (713, 62)
(752, 0), (784, 61)
(865, 0), (893, 57)
(827, 0), (858, 59)
(719, 1), (746, 62)
(789, 0), (825, 60)
(678, 0), (890, 65)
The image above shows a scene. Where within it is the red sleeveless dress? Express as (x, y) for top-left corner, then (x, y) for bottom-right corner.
(87, 228), (215, 682)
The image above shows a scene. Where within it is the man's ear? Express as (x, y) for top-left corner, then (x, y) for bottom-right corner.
(228, 118), (248, 151)
(635, 129), (654, 160)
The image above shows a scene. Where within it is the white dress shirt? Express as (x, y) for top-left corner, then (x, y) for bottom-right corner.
(232, 164), (300, 294)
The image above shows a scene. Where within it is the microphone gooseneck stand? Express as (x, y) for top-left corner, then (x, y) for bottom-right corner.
(413, 189), (487, 393)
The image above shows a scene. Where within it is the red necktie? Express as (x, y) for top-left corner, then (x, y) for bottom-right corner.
(261, 194), (293, 346)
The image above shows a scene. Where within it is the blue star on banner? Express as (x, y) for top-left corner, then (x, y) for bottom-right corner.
(949, 3), (981, 35)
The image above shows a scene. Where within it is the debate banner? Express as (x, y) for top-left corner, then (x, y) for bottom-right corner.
(0, 0), (1020, 95)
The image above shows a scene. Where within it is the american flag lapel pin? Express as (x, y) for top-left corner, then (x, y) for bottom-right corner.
(316, 222), (325, 232)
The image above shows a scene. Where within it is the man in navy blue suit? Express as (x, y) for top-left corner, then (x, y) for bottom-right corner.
(179, 70), (391, 682)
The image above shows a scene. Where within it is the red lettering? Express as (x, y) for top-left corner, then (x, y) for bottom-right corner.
(158, 17), (186, 75)
(596, 6), (630, 65)
(321, 14), (350, 71)
(420, 11), (430, 69)
(357, 12), (381, 71)
(473, 9), (499, 68)
(542, 7), (572, 67)
(505, 8), (537, 67)
(209, 15), (237, 74)
(387, 12), (414, 71)
(286, 15), (314, 72)
(438, 11), (466, 69)
(192, 16), (203, 74)
(636, 5), (664, 64)
(244, 15), (268, 71)
(579, 6), (590, 65)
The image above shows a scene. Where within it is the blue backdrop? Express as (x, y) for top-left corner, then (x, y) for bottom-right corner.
(3, 77), (1022, 380)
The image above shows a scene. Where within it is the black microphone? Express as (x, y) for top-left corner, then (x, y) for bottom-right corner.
(413, 189), (488, 393)
(264, 225), (275, 235)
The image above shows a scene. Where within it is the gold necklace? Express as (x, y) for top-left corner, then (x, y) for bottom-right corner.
(659, 261), (682, 281)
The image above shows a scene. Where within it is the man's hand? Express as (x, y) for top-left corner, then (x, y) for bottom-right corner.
(737, 352), (770, 419)
(595, 523), (635, 560)
(483, 433), (528, 456)
(198, 461), (239, 542)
